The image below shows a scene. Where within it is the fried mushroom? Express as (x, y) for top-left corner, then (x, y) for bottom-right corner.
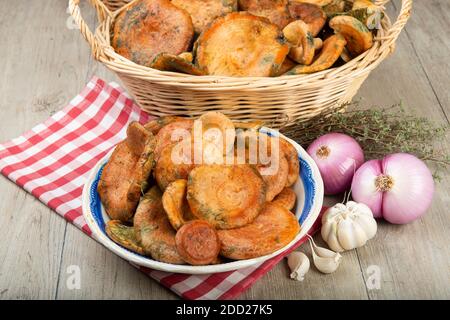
(133, 186), (185, 264)
(272, 187), (296, 210)
(274, 57), (297, 75)
(150, 53), (205, 75)
(285, 33), (347, 74)
(175, 220), (221, 265)
(259, 153), (289, 201)
(291, 0), (333, 6)
(144, 116), (185, 135)
(329, 15), (373, 56)
(98, 122), (156, 222)
(187, 164), (266, 229)
(155, 142), (196, 191)
(279, 137), (300, 186)
(196, 111), (236, 155)
(288, 1), (327, 37)
(162, 179), (191, 230)
(172, 0), (237, 34)
(112, 0), (194, 67)
(283, 20), (315, 65)
(195, 12), (289, 76)
(154, 118), (194, 160)
(218, 202), (300, 259)
(105, 220), (145, 255)
(238, 0), (292, 29)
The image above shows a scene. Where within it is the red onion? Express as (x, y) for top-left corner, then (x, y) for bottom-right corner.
(307, 133), (364, 195)
(351, 153), (434, 224)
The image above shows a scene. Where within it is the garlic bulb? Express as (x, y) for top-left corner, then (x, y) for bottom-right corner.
(321, 201), (377, 252)
(308, 236), (342, 274)
(287, 252), (310, 281)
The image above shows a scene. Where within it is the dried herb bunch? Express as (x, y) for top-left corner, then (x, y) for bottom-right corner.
(281, 103), (450, 179)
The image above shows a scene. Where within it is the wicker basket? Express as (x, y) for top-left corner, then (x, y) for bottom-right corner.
(69, 0), (412, 128)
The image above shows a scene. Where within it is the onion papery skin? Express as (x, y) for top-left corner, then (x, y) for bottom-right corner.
(352, 153), (435, 224)
(351, 160), (383, 218)
(307, 133), (364, 195)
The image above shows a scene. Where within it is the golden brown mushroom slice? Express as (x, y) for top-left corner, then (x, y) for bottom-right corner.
(288, 1), (327, 37)
(162, 179), (193, 230)
(133, 186), (185, 264)
(218, 202), (300, 259)
(178, 52), (193, 63)
(175, 220), (221, 265)
(245, 133), (290, 201)
(323, 0), (346, 17)
(340, 46), (352, 62)
(258, 153), (289, 201)
(187, 164), (266, 229)
(144, 116), (186, 135)
(98, 122), (156, 222)
(314, 37), (324, 50)
(238, 0), (292, 29)
(352, 0), (384, 28)
(292, 0), (333, 6)
(105, 220), (145, 255)
(329, 15), (373, 56)
(283, 20), (315, 65)
(274, 57), (297, 76)
(195, 12), (289, 76)
(286, 38), (323, 66)
(172, 0), (237, 34)
(196, 111), (236, 155)
(284, 34), (347, 74)
(112, 0), (194, 67)
(279, 137), (300, 186)
(154, 118), (194, 160)
(272, 187), (296, 211)
(155, 142), (196, 191)
(233, 120), (265, 130)
(150, 53), (205, 75)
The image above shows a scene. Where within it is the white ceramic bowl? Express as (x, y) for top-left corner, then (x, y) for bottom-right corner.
(82, 127), (324, 274)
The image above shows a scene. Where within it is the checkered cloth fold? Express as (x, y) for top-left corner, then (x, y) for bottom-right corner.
(0, 77), (321, 300)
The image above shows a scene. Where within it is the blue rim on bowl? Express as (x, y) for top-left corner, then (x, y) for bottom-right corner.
(82, 127), (324, 274)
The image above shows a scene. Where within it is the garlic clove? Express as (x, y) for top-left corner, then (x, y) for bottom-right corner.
(321, 223), (345, 252)
(337, 218), (367, 250)
(336, 218), (356, 250)
(287, 251), (310, 281)
(353, 214), (378, 240)
(309, 236), (342, 261)
(308, 237), (342, 274)
(312, 243), (341, 259)
(311, 253), (342, 274)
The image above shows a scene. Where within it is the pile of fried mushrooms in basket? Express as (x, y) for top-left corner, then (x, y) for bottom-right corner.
(111, 0), (381, 76)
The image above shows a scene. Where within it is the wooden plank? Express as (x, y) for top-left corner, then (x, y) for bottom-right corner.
(56, 224), (177, 299)
(392, 0), (450, 120)
(351, 2), (450, 299)
(0, 185), (65, 299)
(0, 0), (93, 299)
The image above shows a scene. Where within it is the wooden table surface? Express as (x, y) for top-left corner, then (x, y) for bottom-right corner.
(0, 0), (448, 300)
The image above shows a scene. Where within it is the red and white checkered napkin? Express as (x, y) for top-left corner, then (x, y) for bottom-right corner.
(0, 77), (322, 300)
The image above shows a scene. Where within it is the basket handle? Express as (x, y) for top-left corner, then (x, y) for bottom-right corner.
(68, 0), (110, 60)
(376, 0), (413, 48)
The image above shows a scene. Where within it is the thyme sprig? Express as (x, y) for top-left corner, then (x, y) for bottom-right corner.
(281, 103), (450, 180)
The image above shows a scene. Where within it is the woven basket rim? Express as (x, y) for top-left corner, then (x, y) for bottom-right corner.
(69, 0), (412, 87)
